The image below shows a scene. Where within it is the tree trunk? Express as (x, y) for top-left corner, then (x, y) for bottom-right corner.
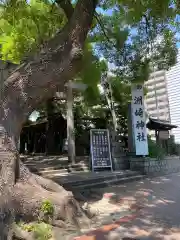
(0, 125), (19, 239)
(46, 98), (55, 154)
(0, 1), (98, 238)
(67, 80), (76, 164)
(0, 138), (89, 239)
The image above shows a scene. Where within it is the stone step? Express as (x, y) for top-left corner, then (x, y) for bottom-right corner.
(25, 162), (89, 174)
(61, 171), (143, 190)
(67, 165), (89, 172)
(41, 164), (88, 171)
(39, 169), (68, 177)
(39, 167), (89, 178)
(25, 162), (88, 170)
(21, 155), (89, 165)
(70, 174), (144, 190)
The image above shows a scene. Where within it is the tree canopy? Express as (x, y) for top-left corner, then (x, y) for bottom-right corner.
(0, 0), (66, 63)
(0, 0), (178, 131)
(0, 0), (179, 127)
(0, 1), (180, 238)
(0, 0), (179, 135)
(0, 0), (179, 76)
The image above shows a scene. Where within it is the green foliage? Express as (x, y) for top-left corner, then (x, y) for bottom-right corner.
(73, 72), (131, 139)
(99, 0), (178, 23)
(76, 43), (102, 105)
(40, 200), (54, 217)
(0, 0), (177, 70)
(93, 0), (179, 83)
(18, 201), (54, 239)
(18, 221), (35, 232)
(0, 0), (178, 130)
(167, 135), (180, 155)
(0, 0), (66, 63)
(33, 222), (52, 240)
(148, 137), (165, 159)
(19, 222), (52, 240)
(0, 0), (178, 80)
(80, 44), (101, 86)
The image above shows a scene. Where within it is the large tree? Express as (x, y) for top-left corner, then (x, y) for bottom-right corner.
(0, 0), (179, 238)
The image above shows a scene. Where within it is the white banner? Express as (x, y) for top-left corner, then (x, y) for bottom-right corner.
(131, 84), (149, 155)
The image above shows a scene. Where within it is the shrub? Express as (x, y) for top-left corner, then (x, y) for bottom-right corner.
(33, 222), (52, 240)
(148, 137), (165, 159)
(40, 200), (54, 217)
(19, 222), (52, 240)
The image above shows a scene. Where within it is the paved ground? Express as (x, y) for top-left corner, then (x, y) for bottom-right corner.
(75, 172), (180, 240)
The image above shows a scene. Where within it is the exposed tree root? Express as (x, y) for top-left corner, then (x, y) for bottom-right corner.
(0, 161), (91, 239)
(13, 224), (34, 240)
(11, 162), (90, 239)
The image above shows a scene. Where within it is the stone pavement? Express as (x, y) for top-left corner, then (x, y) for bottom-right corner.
(74, 172), (180, 240)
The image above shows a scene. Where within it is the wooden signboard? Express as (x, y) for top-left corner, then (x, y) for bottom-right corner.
(90, 129), (113, 172)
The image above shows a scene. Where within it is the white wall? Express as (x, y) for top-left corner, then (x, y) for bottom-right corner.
(166, 53), (180, 143)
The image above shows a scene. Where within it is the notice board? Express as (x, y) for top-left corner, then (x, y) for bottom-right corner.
(90, 129), (112, 171)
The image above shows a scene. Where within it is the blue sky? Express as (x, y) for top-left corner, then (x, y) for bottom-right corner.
(96, 5), (180, 49)
(176, 32), (180, 48)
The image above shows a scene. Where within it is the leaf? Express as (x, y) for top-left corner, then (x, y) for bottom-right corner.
(0, 0), (65, 63)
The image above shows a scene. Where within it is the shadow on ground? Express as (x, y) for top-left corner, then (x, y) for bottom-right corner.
(75, 173), (180, 240)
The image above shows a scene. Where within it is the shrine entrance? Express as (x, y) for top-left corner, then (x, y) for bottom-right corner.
(19, 114), (110, 156)
(19, 113), (67, 155)
(146, 117), (178, 154)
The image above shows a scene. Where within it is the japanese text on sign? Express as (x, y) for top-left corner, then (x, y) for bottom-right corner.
(131, 84), (148, 155)
(90, 129), (112, 171)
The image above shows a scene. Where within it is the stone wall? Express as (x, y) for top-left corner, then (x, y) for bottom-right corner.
(130, 156), (180, 175)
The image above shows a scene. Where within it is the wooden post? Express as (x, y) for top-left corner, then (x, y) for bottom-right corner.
(67, 80), (75, 164)
(46, 98), (55, 154)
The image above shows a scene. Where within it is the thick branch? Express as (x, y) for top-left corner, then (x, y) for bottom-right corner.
(1, 0), (98, 138)
(0, 1), (99, 233)
(56, 0), (74, 19)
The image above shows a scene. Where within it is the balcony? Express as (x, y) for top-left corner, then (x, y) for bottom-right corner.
(146, 73), (166, 86)
(156, 88), (167, 96)
(145, 98), (156, 105)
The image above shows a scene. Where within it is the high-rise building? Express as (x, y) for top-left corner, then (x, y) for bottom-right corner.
(144, 52), (180, 143)
(144, 70), (171, 122)
(166, 53), (180, 143)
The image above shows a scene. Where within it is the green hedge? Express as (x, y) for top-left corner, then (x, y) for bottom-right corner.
(148, 137), (165, 159)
